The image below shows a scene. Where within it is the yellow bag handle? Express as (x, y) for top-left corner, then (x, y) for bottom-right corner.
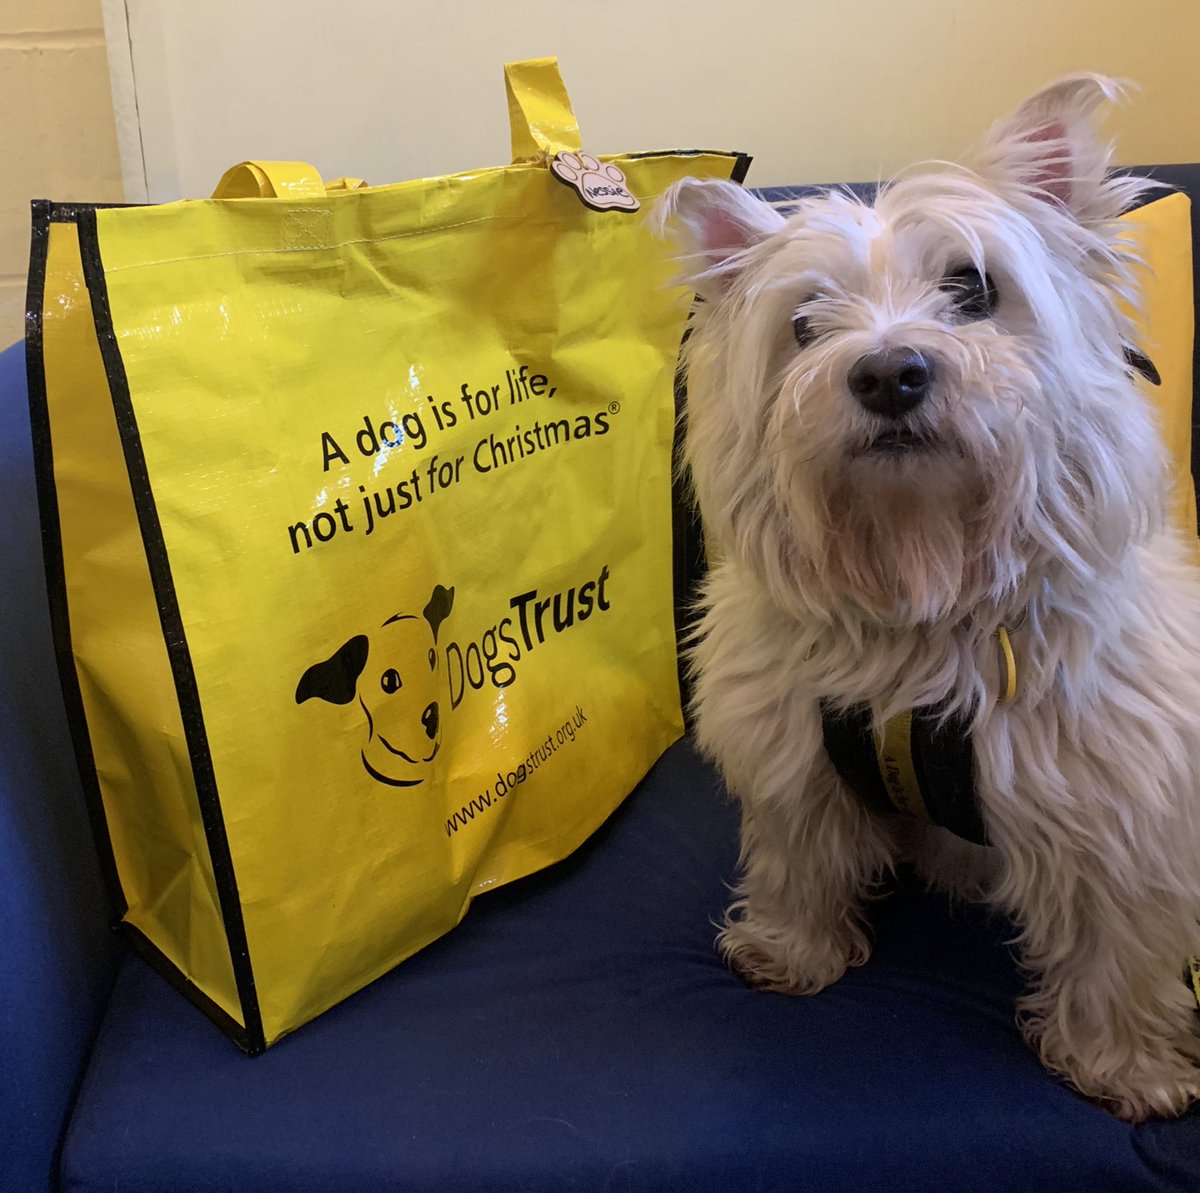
(504, 57), (582, 163)
(212, 160), (328, 199)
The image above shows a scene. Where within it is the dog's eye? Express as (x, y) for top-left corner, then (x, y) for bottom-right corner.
(792, 312), (816, 349)
(941, 266), (998, 320)
(428, 649), (436, 671)
(381, 669), (402, 694)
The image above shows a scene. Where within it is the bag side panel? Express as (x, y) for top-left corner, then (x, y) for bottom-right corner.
(40, 216), (244, 1031)
(90, 150), (744, 1045)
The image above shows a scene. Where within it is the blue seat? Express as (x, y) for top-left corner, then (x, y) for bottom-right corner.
(55, 736), (1200, 1192)
(0, 338), (116, 1193)
(5, 164), (1200, 1192)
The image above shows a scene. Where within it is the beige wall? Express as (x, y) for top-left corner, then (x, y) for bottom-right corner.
(0, 0), (122, 345)
(120, 0), (1200, 205)
(5, 1), (1200, 347)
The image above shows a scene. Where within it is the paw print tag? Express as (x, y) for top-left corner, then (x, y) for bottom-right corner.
(550, 152), (640, 213)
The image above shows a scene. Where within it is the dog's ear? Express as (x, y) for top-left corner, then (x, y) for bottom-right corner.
(295, 635), (369, 705)
(423, 585), (455, 644)
(652, 178), (785, 299)
(977, 74), (1137, 223)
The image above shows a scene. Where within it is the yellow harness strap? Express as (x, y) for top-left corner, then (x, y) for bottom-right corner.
(996, 625), (1017, 705)
(874, 710), (930, 822)
(873, 624), (1018, 823)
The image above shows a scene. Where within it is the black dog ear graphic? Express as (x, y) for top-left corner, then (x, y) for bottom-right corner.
(423, 585), (455, 644)
(295, 635), (370, 705)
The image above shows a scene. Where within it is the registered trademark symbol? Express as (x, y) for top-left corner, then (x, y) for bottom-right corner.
(608, 401), (621, 415)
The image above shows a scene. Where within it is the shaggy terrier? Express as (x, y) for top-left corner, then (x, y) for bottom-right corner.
(657, 76), (1200, 1121)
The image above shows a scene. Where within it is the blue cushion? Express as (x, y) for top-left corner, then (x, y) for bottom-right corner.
(0, 340), (117, 1192)
(62, 738), (1200, 1192)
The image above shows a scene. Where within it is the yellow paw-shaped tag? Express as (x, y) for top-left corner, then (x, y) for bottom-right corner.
(550, 152), (640, 213)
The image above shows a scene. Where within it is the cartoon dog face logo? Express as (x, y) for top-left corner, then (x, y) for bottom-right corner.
(296, 585), (454, 787)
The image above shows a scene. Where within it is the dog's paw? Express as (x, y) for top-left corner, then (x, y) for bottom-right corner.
(1030, 1018), (1200, 1122)
(1073, 1053), (1200, 1123)
(717, 915), (868, 996)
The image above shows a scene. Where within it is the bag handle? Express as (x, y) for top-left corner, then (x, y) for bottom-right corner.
(504, 57), (582, 163)
(212, 160), (328, 199)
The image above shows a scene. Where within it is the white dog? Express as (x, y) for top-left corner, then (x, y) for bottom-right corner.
(656, 76), (1200, 1121)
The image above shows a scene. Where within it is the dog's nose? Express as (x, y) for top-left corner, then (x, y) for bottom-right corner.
(847, 348), (934, 418)
(422, 702), (439, 740)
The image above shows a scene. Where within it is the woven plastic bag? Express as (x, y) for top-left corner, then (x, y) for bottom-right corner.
(26, 56), (749, 1050)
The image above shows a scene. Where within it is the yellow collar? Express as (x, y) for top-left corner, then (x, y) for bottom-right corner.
(996, 625), (1017, 704)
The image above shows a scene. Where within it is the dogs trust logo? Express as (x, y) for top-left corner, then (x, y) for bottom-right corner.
(296, 585), (455, 788)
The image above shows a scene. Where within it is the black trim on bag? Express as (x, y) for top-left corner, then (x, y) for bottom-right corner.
(623, 149), (752, 184)
(122, 922), (255, 1051)
(75, 206), (267, 1055)
(45, 201), (137, 220)
(25, 200), (129, 923)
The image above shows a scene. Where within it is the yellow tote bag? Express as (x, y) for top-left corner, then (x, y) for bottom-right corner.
(26, 58), (749, 1051)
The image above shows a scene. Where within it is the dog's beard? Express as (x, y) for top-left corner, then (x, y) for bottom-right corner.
(813, 451), (1003, 625)
(766, 348), (1037, 628)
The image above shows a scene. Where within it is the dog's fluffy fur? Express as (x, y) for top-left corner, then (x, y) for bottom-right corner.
(656, 76), (1200, 1121)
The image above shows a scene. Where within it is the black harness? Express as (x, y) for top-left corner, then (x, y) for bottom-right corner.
(820, 701), (988, 845)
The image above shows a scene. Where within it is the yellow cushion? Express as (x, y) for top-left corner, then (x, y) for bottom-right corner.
(1120, 191), (1198, 551)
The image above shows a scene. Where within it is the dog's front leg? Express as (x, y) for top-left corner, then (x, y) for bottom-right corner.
(691, 570), (895, 994)
(715, 718), (895, 995)
(1001, 824), (1200, 1121)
